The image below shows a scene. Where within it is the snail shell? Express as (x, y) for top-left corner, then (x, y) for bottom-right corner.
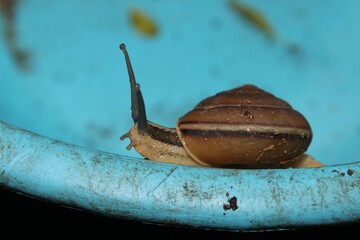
(177, 85), (312, 167)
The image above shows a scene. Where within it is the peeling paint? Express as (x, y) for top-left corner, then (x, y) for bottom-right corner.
(223, 195), (238, 211)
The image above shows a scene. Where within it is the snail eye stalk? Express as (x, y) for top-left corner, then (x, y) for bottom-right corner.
(120, 43), (148, 134)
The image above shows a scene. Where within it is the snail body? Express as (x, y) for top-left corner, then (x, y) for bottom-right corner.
(119, 43), (322, 169)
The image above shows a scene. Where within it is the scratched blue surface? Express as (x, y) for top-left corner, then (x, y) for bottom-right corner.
(1, 120), (359, 231)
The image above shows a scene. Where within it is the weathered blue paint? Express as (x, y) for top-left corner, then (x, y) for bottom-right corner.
(0, 120), (359, 231)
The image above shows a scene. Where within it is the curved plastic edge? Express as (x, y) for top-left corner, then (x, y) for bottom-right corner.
(0, 120), (359, 231)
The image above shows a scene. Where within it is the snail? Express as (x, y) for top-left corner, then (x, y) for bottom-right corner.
(119, 43), (323, 169)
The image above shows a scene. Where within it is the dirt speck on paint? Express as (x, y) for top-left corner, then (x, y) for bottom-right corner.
(347, 169), (354, 176)
(223, 195), (238, 211)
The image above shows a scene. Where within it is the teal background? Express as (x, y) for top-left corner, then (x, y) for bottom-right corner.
(1, 0), (360, 166)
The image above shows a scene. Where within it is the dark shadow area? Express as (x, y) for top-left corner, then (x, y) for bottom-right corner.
(0, 187), (358, 239)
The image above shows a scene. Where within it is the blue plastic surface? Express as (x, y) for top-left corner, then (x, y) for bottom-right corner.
(1, 120), (359, 231)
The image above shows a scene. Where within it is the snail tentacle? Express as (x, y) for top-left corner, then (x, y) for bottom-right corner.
(119, 43), (148, 134)
(134, 83), (148, 134)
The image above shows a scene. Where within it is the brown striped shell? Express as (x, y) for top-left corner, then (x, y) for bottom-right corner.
(176, 84), (312, 168)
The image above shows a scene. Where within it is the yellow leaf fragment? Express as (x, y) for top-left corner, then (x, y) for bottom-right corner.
(229, 0), (276, 41)
(129, 8), (158, 37)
